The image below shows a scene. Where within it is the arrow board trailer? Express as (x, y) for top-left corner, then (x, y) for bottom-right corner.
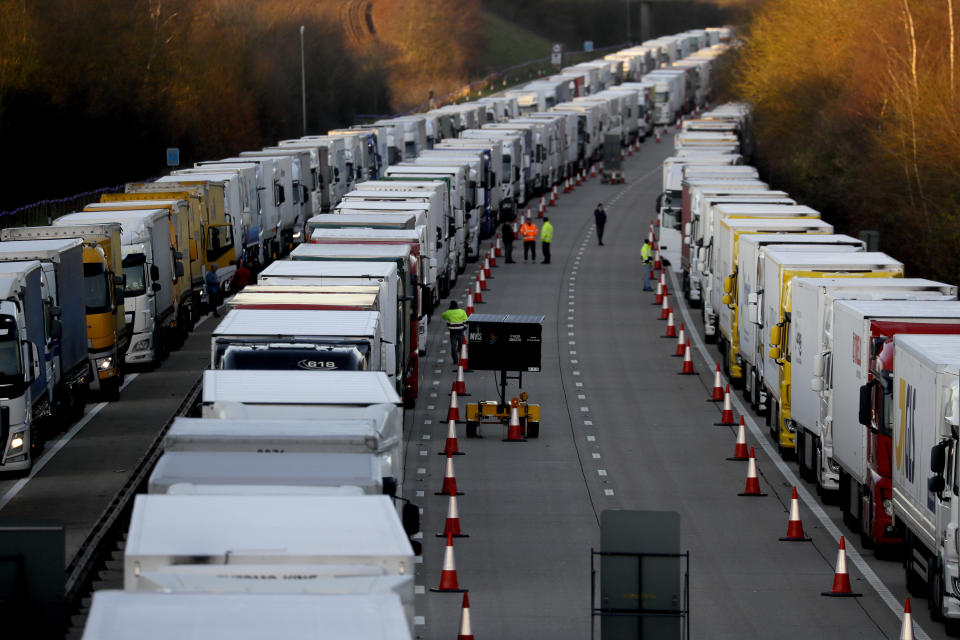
(735, 230), (861, 401)
(211, 308), (387, 383)
(123, 495), (415, 631)
(788, 280), (958, 499)
(148, 451), (383, 496)
(760, 251), (905, 453)
(705, 206), (822, 346)
(829, 301), (960, 540)
(164, 410), (402, 492)
(890, 335), (960, 624)
(81, 592), (412, 640)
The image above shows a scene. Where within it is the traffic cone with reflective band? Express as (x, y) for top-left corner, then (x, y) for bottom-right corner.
(659, 295), (670, 320)
(738, 447), (767, 496)
(648, 223), (655, 243)
(473, 278), (484, 303)
(430, 533), (467, 592)
(674, 323), (686, 356)
(715, 385), (736, 426)
(488, 247), (497, 268)
(550, 185), (558, 205)
(465, 289), (475, 315)
(635, 138), (641, 152)
(822, 537), (862, 597)
(679, 340), (695, 375)
(457, 593), (474, 639)
(710, 365), (724, 401)
(582, 169), (588, 183)
(441, 418), (464, 456)
(452, 364), (469, 396)
(780, 486), (812, 541)
(575, 170), (582, 186)
(655, 128), (661, 143)
(437, 493), (468, 537)
(653, 280), (664, 305)
(495, 234), (503, 257)
(726, 417), (750, 461)
(591, 164), (597, 178)
(478, 270), (488, 291)
(483, 256), (491, 278)
(512, 220), (519, 234)
(446, 390), (461, 422)
(664, 308), (677, 337)
(628, 143), (633, 156)
(653, 247), (662, 271)
(900, 598), (914, 640)
(504, 403), (526, 442)
(459, 339), (470, 371)
(436, 452), (464, 496)
(538, 197), (545, 218)
(620, 148), (626, 161)
(564, 178), (571, 193)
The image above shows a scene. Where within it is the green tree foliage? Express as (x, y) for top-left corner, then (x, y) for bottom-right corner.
(734, 0), (960, 282)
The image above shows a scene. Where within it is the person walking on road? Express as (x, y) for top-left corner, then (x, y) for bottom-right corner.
(520, 218), (539, 262)
(230, 259), (254, 291)
(540, 217), (554, 264)
(502, 220), (515, 263)
(641, 238), (654, 291)
(205, 264), (222, 317)
(441, 301), (469, 364)
(594, 203), (607, 245)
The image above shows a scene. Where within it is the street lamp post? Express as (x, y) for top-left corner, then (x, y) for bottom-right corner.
(300, 25), (307, 135)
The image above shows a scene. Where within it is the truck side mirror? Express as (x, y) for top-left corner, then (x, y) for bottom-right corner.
(858, 383), (872, 426)
(402, 502), (421, 537)
(929, 474), (946, 494)
(931, 441), (948, 474)
(150, 265), (161, 282)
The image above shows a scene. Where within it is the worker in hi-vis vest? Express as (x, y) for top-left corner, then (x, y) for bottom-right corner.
(641, 238), (654, 291)
(441, 300), (469, 364)
(520, 219), (539, 262)
(540, 217), (554, 264)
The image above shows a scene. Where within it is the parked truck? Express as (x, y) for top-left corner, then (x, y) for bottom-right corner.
(2, 224), (127, 398)
(56, 209), (178, 366)
(761, 251), (905, 454)
(891, 334), (960, 631)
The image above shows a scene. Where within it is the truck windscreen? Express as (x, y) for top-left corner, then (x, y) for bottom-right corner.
(220, 344), (368, 371)
(121, 254), (147, 297)
(0, 316), (22, 384)
(83, 263), (111, 314)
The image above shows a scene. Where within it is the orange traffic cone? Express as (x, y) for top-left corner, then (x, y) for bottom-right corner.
(457, 593), (475, 639)
(563, 178), (570, 193)
(452, 364), (469, 396)
(726, 417), (750, 461)
(655, 128), (661, 143)
(430, 532), (467, 592)
(504, 402), (525, 442)
(821, 536), (862, 597)
(465, 289), (475, 315)
(674, 323), (686, 356)
(473, 278), (484, 303)
(664, 308), (677, 337)
(780, 486), (812, 541)
(441, 418), (464, 456)
(575, 171), (582, 186)
(659, 295), (670, 320)
(590, 164), (597, 178)
(436, 452), (464, 496)
(654, 280), (663, 305)
(437, 492), (468, 537)
(653, 247), (662, 271)
(620, 148), (626, 161)
(635, 138), (641, 152)
(710, 364), (724, 400)
(900, 598), (914, 640)
(715, 385), (736, 425)
(628, 143), (633, 156)
(478, 270), (487, 291)
(738, 447), (767, 496)
(482, 256), (492, 278)
(459, 339), (470, 372)
(550, 185), (558, 205)
(581, 169), (587, 183)
(679, 340), (695, 375)
(495, 234), (503, 257)
(446, 390), (461, 422)
(512, 220), (519, 234)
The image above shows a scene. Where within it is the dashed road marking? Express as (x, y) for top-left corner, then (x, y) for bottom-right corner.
(416, 490), (425, 497)
(417, 468), (426, 474)
(419, 450), (428, 456)
(415, 616), (425, 626)
(598, 469), (607, 476)
(592, 453), (601, 459)
(586, 435), (596, 442)
(580, 406), (590, 412)
(415, 586), (425, 595)
(424, 419), (433, 425)
(604, 489), (615, 496)
(584, 420), (593, 426)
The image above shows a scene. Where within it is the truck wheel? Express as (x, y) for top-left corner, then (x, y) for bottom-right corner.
(796, 431), (808, 480)
(466, 421), (479, 438)
(526, 421), (539, 439)
(945, 621), (960, 638)
(904, 533), (923, 596)
(103, 377), (122, 402)
(859, 500), (874, 550)
(930, 558), (945, 622)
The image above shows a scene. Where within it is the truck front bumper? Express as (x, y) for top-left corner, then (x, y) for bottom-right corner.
(125, 331), (156, 364)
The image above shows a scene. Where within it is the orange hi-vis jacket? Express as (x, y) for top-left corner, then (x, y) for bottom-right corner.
(520, 222), (539, 242)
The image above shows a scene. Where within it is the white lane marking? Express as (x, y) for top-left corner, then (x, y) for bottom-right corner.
(580, 407), (590, 412)
(573, 371), (581, 376)
(568, 316), (574, 321)
(598, 469), (607, 477)
(604, 489), (615, 496)
(568, 324), (574, 328)
(417, 468), (426, 475)
(430, 392), (437, 398)
(569, 341), (576, 346)
(584, 420), (593, 426)
(571, 359), (579, 364)
(416, 490), (425, 497)
(415, 585), (425, 595)
(432, 381), (440, 385)
(424, 420), (433, 425)
(415, 616), (426, 626)
(592, 453), (601, 459)
(576, 382), (584, 387)
(427, 405), (435, 410)
(587, 435), (596, 442)
(570, 350), (577, 355)
(419, 450), (428, 457)
(578, 394), (586, 400)
(666, 270), (930, 640)
(415, 556), (423, 564)
(433, 369), (442, 374)
(0, 372), (140, 513)
(422, 434), (431, 440)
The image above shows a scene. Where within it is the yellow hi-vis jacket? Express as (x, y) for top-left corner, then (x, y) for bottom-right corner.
(641, 242), (653, 263)
(540, 221), (554, 243)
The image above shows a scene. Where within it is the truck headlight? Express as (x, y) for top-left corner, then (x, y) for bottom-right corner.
(97, 356), (114, 371)
(786, 420), (797, 433)
(132, 339), (151, 352)
(828, 457), (840, 473)
(10, 431), (25, 451)
(883, 499), (893, 515)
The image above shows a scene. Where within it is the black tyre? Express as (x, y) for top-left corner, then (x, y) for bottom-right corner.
(930, 557), (945, 622)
